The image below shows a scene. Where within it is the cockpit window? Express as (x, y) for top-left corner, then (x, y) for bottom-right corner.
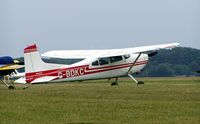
(110, 56), (123, 63)
(99, 57), (109, 65)
(124, 54), (130, 59)
(92, 60), (99, 66)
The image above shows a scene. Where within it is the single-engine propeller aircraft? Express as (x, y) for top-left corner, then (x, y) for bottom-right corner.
(15, 43), (179, 86)
(0, 56), (24, 89)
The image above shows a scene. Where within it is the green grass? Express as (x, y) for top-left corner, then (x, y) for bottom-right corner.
(0, 77), (200, 124)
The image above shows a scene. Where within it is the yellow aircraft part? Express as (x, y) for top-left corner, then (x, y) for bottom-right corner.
(0, 64), (24, 71)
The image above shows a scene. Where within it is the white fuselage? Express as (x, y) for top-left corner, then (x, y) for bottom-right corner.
(47, 53), (148, 83)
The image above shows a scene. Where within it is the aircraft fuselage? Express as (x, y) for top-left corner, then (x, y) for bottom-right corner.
(25, 53), (148, 83)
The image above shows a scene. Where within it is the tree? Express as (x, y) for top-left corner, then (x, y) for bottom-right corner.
(148, 63), (174, 77)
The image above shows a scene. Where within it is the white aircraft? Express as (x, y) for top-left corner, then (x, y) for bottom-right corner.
(15, 43), (179, 85)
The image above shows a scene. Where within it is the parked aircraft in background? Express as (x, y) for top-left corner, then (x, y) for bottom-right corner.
(15, 43), (179, 86)
(0, 56), (24, 89)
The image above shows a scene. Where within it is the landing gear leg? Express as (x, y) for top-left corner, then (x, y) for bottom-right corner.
(0, 76), (15, 89)
(111, 77), (118, 86)
(127, 53), (144, 85)
(128, 74), (144, 85)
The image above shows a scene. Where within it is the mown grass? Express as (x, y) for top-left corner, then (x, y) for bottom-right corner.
(0, 77), (200, 124)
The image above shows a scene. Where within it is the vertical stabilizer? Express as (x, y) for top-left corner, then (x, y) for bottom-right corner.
(24, 44), (45, 73)
(24, 44), (66, 83)
(24, 44), (66, 73)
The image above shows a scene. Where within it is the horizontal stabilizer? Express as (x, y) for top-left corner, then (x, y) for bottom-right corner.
(14, 77), (27, 84)
(31, 76), (57, 84)
(15, 76), (58, 84)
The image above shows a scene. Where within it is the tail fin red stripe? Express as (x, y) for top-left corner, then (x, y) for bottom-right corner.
(24, 44), (37, 53)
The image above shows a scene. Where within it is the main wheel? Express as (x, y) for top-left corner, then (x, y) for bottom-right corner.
(137, 81), (144, 85)
(111, 82), (118, 86)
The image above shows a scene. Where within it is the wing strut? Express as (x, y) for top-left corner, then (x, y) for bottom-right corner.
(127, 53), (144, 84)
(127, 53), (142, 73)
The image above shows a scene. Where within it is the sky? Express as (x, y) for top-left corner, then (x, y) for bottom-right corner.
(0, 0), (200, 57)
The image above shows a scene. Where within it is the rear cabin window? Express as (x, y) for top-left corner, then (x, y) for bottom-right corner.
(110, 56), (123, 63)
(99, 57), (109, 65)
(92, 60), (99, 66)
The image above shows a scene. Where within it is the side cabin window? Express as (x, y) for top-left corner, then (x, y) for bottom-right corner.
(92, 60), (99, 66)
(110, 56), (123, 63)
(99, 57), (109, 65)
(124, 54), (130, 59)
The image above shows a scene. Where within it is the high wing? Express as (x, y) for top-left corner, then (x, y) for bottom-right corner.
(97, 42), (179, 58)
(42, 43), (179, 59)
(42, 50), (102, 59)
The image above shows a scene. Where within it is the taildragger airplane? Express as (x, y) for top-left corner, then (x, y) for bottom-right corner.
(15, 43), (179, 87)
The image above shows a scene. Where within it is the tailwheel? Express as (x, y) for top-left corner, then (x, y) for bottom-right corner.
(22, 86), (28, 90)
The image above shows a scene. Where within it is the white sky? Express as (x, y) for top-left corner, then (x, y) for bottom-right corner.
(0, 0), (200, 57)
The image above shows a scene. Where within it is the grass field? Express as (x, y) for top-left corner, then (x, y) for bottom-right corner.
(0, 77), (200, 124)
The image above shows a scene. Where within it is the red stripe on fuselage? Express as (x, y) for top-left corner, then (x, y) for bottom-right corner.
(25, 60), (148, 83)
(85, 61), (147, 74)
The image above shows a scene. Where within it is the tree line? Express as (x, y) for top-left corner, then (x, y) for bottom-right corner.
(138, 47), (200, 77)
